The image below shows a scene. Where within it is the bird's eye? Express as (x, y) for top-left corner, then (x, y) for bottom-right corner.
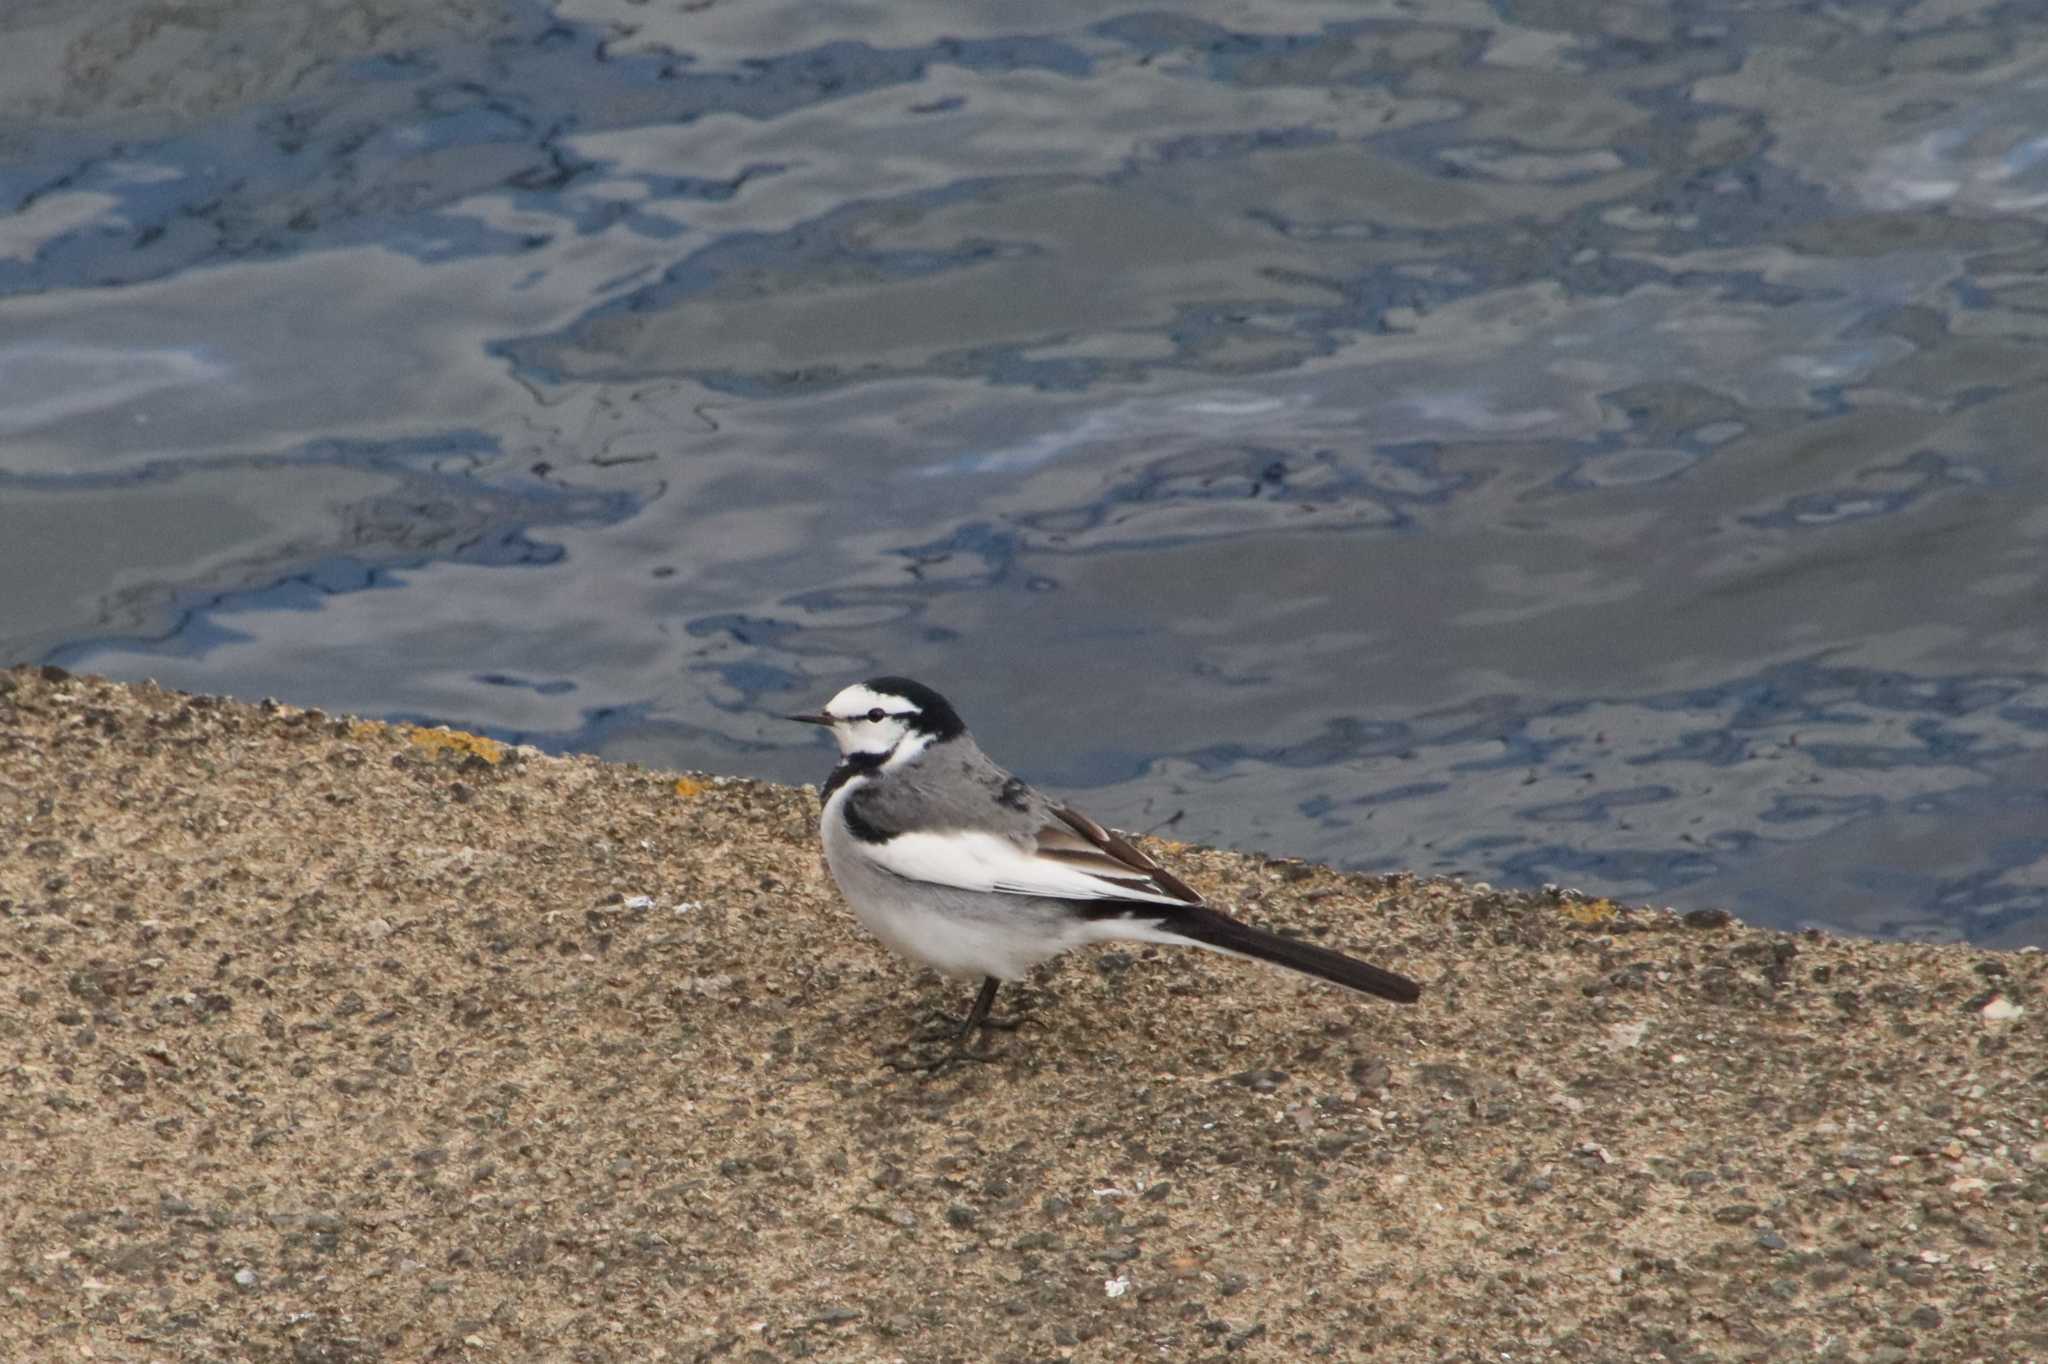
(866, 708), (887, 723)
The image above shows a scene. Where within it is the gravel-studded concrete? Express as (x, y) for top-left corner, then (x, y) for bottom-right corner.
(2, 666), (2043, 1363)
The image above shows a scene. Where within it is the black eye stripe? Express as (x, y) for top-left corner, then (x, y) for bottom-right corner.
(829, 704), (919, 723)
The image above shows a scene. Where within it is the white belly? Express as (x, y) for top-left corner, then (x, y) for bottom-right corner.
(821, 781), (1092, 980)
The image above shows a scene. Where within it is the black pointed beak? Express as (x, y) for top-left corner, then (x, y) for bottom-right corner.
(785, 711), (834, 726)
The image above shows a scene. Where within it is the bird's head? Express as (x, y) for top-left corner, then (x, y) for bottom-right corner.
(787, 675), (966, 763)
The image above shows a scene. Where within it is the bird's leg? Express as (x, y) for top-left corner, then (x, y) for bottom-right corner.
(889, 978), (1025, 1072)
(944, 977), (1031, 1061)
(887, 1017), (998, 1074)
(909, 976), (1034, 1043)
(957, 976), (1002, 1040)
(963, 976), (1037, 1033)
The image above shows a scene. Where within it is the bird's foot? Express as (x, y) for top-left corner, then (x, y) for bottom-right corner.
(883, 1037), (1005, 1074)
(909, 1008), (1033, 1045)
(888, 978), (1034, 1071)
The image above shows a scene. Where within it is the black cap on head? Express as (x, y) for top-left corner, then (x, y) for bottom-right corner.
(863, 676), (966, 740)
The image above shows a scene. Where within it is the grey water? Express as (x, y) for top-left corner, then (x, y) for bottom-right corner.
(5, 1), (2048, 946)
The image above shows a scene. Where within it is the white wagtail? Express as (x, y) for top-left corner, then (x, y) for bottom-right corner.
(788, 676), (1420, 1047)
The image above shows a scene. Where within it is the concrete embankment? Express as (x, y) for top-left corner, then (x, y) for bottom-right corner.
(1, 667), (2042, 1362)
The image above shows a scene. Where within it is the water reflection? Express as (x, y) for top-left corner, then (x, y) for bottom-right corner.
(5, 0), (2048, 943)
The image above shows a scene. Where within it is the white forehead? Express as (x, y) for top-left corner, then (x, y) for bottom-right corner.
(825, 683), (918, 718)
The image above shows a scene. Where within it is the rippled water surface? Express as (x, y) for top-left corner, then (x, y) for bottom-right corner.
(7, 1), (2048, 944)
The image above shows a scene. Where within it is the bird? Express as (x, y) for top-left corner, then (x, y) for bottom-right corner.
(787, 676), (1419, 1053)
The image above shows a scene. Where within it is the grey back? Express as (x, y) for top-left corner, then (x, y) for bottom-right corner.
(846, 737), (1048, 840)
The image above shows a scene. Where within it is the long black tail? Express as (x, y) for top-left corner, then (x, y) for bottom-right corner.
(1150, 905), (1420, 1004)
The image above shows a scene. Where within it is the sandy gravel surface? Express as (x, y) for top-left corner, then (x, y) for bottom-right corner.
(2, 666), (2044, 1363)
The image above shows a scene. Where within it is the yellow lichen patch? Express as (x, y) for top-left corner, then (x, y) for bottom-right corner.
(673, 775), (710, 799)
(347, 720), (390, 742)
(405, 726), (507, 765)
(1560, 897), (1619, 926)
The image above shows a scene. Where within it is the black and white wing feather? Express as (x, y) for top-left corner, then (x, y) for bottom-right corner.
(857, 803), (1199, 907)
(1033, 805), (1203, 904)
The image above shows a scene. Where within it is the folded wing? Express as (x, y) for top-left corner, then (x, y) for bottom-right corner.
(863, 804), (1203, 907)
